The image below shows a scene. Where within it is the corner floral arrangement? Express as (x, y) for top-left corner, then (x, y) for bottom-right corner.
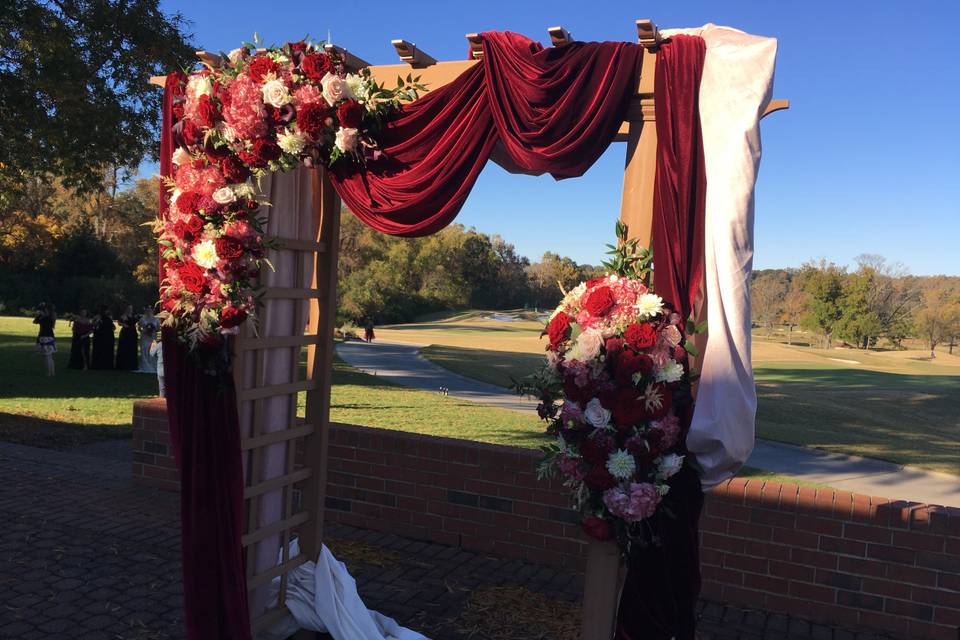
(515, 223), (699, 556)
(156, 39), (423, 372)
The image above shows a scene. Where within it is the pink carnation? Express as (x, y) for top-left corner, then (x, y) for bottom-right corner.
(174, 164), (201, 193)
(194, 167), (226, 196)
(222, 75), (267, 140)
(293, 84), (324, 106)
(603, 482), (660, 523)
(223, 220), (257, 241)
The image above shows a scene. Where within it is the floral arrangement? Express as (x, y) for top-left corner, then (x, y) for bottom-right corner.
(517, 223), (697, 556)
(156, 39), (422, 372)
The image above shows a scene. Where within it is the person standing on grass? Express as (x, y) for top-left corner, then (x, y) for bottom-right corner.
(33, 303), (57, 377)
(364, 319), (376, 343)
(67, 309), (93, 370)
(137, 306), (160, 373)
(150, 338), (165, 397)
(91, 305), (115, 370)
(115, 304), (139, 370)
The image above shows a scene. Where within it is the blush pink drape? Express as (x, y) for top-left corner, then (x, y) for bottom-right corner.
(160, 31), (710, 640)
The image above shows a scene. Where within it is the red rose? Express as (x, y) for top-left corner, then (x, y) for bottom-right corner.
(584, 286), (616, 317)
(252, 138), (282, 165)
(604, 337), (625, 358)
(611, 387), (647, 429)
(625, 323), (658, 350)
(179, 262), (207, 294)
(584, 467), (617, 491)
(586, 277), (607, 289)
(336, 100), (364, 128)
(215, 237), (244, 260)
(220, 155), (250, 184)
(611, 350), (653, 386)
(297, 103), (329, 139)
(172, 220), (188, 239)
(185, 215), (204, 237)
(300, 53), (333, 82)
(287, 41), (308, 54)
(176, 191), (202, 216)
(582, 516), (613, 541)
(181, 119), (203, 146)
(196, 94), (221, 129)
(546, 312), (571, 347)
(172, 102), (185, 120)
(247, 56), (279, 83)
(579, 437), (612, 466)
(221, 306), (248, 328)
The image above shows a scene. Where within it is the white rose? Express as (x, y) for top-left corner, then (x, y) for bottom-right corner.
(277, 130), (307, 155)
(217, 122), (238, 143)
(227, 48), (245, 64)
(334, 127), (359, 153)
(583, 398), (611, 429)
(569, 327), (603, 362)
(655, 361), (684, 384)
(261, 79), (291, 108)
(170, 189), (182, 205)
(321, 72), (353, 107)
(212, 187), (236, 205)
(172, 147), (191, 166)
(657, 453), (684, 480)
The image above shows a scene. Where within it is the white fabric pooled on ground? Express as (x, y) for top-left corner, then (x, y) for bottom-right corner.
(263, 541), (430, 640)
(661, 24), (779, 487)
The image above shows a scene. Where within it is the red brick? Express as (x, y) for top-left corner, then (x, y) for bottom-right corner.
(777, 484), (800, 511)
(867, 543), (916, 565)
(705, 500), (751, 522)
(769, 560), (815, 583)
(934, 606), (960, 626)
(742, 572), (788, 594)
(861, 577), (910, 599)
(886, 563), (938, 586)
(771, 527), (819, 549)
(721, 585), (766, 608)
(912, 585), (960, 609)
(790, 547), (838, 570)
(750, 508), (796, 529)
(892, 530), (945, 552)
(815, 569), (860, 591)
(819, 535), (865, 557)
(728, 519), (772, 542)
(885, 598), (934, 621)
(908, 619), (958, 640)
(789, 580), (835, 604)
(832, 490), (854, 519)
(701, 532), (745, 554)
(701, 565), (743, 586)
(858, 610), (912, 634)
(843, 522), (892, 544)
(795, 515), (843, 537)
(699, 515), (728, 534)
(724, 553), (768, 575)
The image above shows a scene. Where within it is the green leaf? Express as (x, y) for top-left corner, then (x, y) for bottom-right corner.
(683, 339), (699, 357)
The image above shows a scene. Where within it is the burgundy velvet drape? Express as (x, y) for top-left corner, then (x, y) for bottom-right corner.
(160, 78), (253, 640)
(616, 35), (707, 640)
(331, 31), (643, 236)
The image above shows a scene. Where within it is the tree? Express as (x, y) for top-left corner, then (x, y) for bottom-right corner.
(0, 0), (195, 191)
(751, 270), (789, 335)
(914, 282), (960, 359)
(800, 261), (846, 348)
(526, 252), (582, 310)
(781, 277), (808, 345)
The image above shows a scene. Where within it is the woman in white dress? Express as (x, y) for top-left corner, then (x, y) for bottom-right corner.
(137, 307), (161, 373)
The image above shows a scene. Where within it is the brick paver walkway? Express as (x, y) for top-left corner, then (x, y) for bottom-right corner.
(0, 441), (894, 640)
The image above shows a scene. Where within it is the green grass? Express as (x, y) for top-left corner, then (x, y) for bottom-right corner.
(397, 314), (960, 476)
(0, 315), (544, 450)
(0, 315), (154, 447)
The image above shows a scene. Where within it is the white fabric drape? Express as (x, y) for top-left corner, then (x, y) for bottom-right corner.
(259, 541), (431, 640)
(241, 167), (317, 616)
(663, 24), (778, 487)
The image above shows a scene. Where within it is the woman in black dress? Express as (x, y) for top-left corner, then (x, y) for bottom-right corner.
(115, 304), (139, 370)
(33, 303), (57, 377)
(67, 309), (94, 370)
(91, 306), (115, 370)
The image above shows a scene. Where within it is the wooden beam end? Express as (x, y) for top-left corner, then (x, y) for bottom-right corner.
(465, 33), (484, 60)
(548, 26), (572, 47)
(636, 19), (661, 49)
(391, 39), (437, 67)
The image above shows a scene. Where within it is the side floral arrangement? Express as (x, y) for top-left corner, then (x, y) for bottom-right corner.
(156, 39), (422, 372)
(515, 222), (701, 557)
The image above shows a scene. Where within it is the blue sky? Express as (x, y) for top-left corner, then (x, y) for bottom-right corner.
(153, 0), (960, 275)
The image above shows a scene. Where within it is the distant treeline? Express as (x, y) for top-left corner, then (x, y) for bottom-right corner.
(337, 210), (602, 324)
(751, 256), (960, 356)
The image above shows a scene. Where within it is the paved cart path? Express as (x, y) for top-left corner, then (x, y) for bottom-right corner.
(336, 340), (960, 507)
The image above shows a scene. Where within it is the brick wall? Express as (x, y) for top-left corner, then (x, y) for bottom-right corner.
(131, 400), (960, 640)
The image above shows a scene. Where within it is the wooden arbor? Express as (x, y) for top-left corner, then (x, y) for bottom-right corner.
(151, 19), (787, 639)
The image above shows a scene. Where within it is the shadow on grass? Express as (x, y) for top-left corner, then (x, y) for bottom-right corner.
(0, 411), (131, 449)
